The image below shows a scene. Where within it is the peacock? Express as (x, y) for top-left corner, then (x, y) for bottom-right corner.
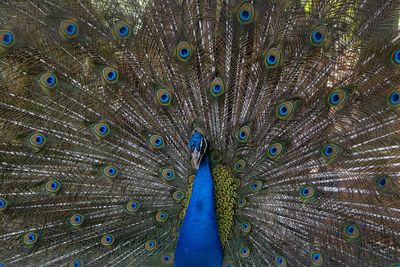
(1, 0), (400, 266)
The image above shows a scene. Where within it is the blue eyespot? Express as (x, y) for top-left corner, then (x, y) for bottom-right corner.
(267, 54), (277, 65)
(23, 232), (38, 245)
(277, 257), (283, 264)
(46, 75), (56, 86)
(2, 31), (13, 46)
(118, 26), (129, 37)
(66, 24), (77, 36)
(102, 67), (119, 84)
(126, 200), (140, 212)
(378, 177), (386, 188)
(312, 31), (324, 44)
(346, 225), (354, 234)
(149, 241), (155, 247)
(35, 135), (44, 145)
(212, 84), (222, 94)
(392, 49), (400, 64)
(70, 214), (84, 227)
(0, 198), (7, 210)
(46, 179), (61, 193)
(145, 240), (158, 251)
(154, 138), (162, 147)
(269, 145), (278, 156)
(310, 251), (323, 266)
(389, 91), (400, 105)
(250, 180), (262, 192)
(278, 104), (288, 116)
(329, 92), (340, 105)
(101, 234), (114, 246)
(108, 167), (116, 175)
(179, 48), (190, 59)
(324, 145), (333, 156)
(239, 131), (247, 139)
(156, 211), (168, 222)
(107, 70), (117, 81)
(73, 259), (82, 267)
(93, 122), (110, 139)
(60, 20), (79, 39)
(160, 92), (170, 103)
(240, 10), (251, 21)
(104, 165), (118, 178)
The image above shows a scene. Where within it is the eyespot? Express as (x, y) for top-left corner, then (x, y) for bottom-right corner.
(241, 222), (252, 233)
(145, 240), (157, 251)
(238, 3), (254, 24)
(103, 165), (118, 179)
(328, 88), (348, 109)
(310, 251), (323, 266)
(274, 255), (287, 267)
(101, 234), (114, 246)
(374, 174), (394, 192)
(60, 20), (79, 39)
(276, 101), (296, 120)
(388, 91), (400, 107)
(101, 67), (119, 84)
(321, 143), (341, 162)
(70, 214), (84, 227)
(112, 21), (131, 39)
(264, 48), (281, 68)
(298, 185), (317, 202)
(161, 167), (175, 181)
(236, 125), (251, 143)
(126, 200), (140, 212)
(45, 179), (62, 194)
(250, 180), (262, 192)
(239, 245), (250, 258)
(343, 223), (360, 241)
(0, 198), (8, 211)
(156, 211), (168, 223)
(210, 77), (225, 98)
(92, 122), (110, 139)
(237, 197), (247, 208)
(40, 73), (58, 90)
(0, 30), (15, 48)
(70, 259), (83, 267)
(310, 26), (327, 46)
(156, 89), (173, 106)
(149, 134), (165, 150)
(267, 142), (285, 160)
(172, 190), (184, 202)
(176, 41), (192, 62)
(23, 232), (38, 245)
(160, 254), (174, 265)
(233, 159), (246, 173)
(391, 49), (400, 65)
(29, 133), (47, 152)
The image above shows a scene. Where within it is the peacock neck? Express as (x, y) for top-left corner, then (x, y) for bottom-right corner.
(174, 155), (223, 267)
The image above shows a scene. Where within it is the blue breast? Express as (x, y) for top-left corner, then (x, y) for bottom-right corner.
(174, 156), (223, 267)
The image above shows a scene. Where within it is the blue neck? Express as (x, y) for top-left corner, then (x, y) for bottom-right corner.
(174, 156), (223, 267)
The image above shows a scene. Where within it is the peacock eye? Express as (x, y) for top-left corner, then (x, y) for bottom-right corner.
(126, 200), (140, 212)
(172, 190), (184, 202)
(238, 3), (255, 24)
(145, 240), (158, 251)
(276, 100), (297, 120)
(321, 143), (341, 162)
(310, 26), (328, 46)
(112, 21), (131, 39)
(160, 254), (174, 265)
(328, 88), (348, 109)
(161, 167), (175, 181)
(250, 180), (262, 192)
(210, 77), (225, 98)
(391, 49), (400, 65)
(93, 122), (110, 139)
(233, 159), (246, 173)
(176, 41), (192, 62)
(60, 20), (79, 39)
(388, 91), (400, 106)
(374, 174), (394, 192)
(103, 165), (118, 178)
(267, 142), (285, 160)
(150, 134), (165, 149)
(310, 251), (324, 266)
(156, 211), (168, 222)
(0, 30), (15, 48)
(274, 255), (287, 267)
(156, 89), (173, 106)
(239, 245), (250, 258)
(70, 214), (84, 227)
(236, 125), (251, 143)
(45, 179), (62, 193)
(101, 234), (114, 246)
(264, 48), (281, 68)
(72, 259), (82, 267)
(29, 133), (47, 152)
(241, 222), (252, 233)
(102, 67), (119, 84)
(237, 197), (247, 208)
(0, 198), (8, 211)
(343, 223), (360, 241)
(23, 232), (38, 245)
(298, 184), (317, 202)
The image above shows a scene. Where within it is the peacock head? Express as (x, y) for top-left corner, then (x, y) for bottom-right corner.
(188, 129), (208, 169)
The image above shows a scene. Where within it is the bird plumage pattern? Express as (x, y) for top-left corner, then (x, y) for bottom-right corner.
(0, 0), (400, 266)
